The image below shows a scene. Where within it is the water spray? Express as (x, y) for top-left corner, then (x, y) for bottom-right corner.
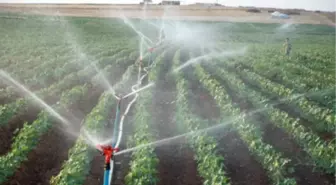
(0, 70), (70, 125)
(88, 14), (168, 184)
(172, 47), (248, 73)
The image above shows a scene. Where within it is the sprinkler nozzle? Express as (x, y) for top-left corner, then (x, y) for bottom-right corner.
(96, 144), (120, 164)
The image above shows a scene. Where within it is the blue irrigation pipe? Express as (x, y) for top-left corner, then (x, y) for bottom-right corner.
(102, 99), (121, 185)
(102, 39), (166, 185)
(112, 99), (122, 148)
(104, 168), (111, 185)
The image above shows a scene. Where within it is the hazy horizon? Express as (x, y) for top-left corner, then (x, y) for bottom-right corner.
(0, 0), (335, 11)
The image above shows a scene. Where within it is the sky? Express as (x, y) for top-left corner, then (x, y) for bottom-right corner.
(0, 0), (335, 11)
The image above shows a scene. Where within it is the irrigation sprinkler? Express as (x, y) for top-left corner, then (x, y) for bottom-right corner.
(96, 144), (120, 185)
(92, 21), (167, 184)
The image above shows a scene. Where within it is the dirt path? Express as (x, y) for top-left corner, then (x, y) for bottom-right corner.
(153, 48), (202, 185)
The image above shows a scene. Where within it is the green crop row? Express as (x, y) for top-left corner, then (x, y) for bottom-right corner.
(237, 48), (334, 90)
(238, 68), (334, 133)
(194, 58), (297, 185)
(0, 46), (129, 101)
(0, 85), (88, 184)
(0, 47), (135, 127)
(208, 61), (335, 174)
(125, 90), (159, 185)
(125, 48), (167, 185)
(173, 50), (230, 185)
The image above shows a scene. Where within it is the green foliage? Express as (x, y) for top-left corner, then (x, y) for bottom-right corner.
(0, 99), (27, 126)
(125, 91), (159, 185)
(125, 48), (166, 185)
(173, 50), (231, 185)
(0, 15), (335, 184)
(211, 64), (335, 174)
(239, 68), (334, 133)
(0, 47), (135, 127)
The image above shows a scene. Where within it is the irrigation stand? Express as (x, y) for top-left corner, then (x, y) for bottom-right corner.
(95, 34), (166, 185)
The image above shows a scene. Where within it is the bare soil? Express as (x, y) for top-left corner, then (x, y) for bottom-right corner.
(153, 47), (203, 185)
(0, 4), (334, 26)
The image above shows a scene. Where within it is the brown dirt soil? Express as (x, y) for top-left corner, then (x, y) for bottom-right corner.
(0, 93), (20, 105)
(215, 131), (272, 185)
(0, 92), (60, 156)
(3, 86), (101, 185)
(0, 106), (40, 155)
(0, 4), (335, 26)
(203, 64), (334, 185)
(153, 48), (203, 185)
(179, 49), (220, 120)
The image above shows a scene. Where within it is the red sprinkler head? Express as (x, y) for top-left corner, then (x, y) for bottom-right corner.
(96, 144), (119, 164)
(148, 47), (154, 52)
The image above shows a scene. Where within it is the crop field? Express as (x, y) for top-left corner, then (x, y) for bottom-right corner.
(0, 10), (335, 185)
